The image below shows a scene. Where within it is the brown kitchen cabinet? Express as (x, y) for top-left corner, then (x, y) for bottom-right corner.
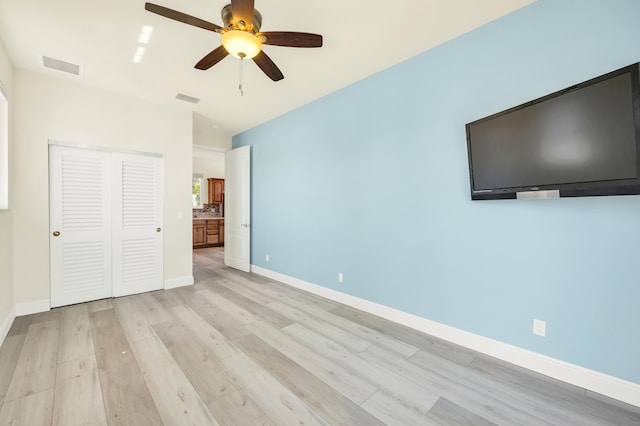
(207, 178), (224, 204)
(193, 219), (224, 248)
(193, 221), (206, 247)
(206, 220), (219, 245)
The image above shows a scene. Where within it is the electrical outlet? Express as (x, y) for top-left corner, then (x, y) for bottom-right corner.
(338, 272), (344, 283)
(533, 319), (546, 337)
(265, 254), (270, 262)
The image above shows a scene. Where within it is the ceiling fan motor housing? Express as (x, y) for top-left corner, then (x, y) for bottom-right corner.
(221, 4), (262, 32)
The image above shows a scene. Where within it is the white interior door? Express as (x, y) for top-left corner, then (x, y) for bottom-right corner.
(112, 152), (164, 297)
(50, 145), (112, 307)
(225, 145), (251, 272)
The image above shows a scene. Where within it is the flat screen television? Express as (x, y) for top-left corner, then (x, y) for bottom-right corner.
(465, 63), (640, 200)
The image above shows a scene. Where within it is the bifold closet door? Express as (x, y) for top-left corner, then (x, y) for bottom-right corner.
(112, 152), (164, 297)
(50, 146), (112, 308)
(50, 146), (164, 307)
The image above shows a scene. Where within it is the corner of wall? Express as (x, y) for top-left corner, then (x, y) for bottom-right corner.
(0, 304), (15, 346)
(0, 33), (15, 348)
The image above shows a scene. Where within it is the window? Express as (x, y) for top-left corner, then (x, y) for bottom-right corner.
(0, 83), (7, 209)
(192, 173), (203, 208)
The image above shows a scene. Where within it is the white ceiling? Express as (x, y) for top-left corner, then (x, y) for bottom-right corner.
(0, 0), (534, 138)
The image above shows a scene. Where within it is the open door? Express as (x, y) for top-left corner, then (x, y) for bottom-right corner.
(224, 145), (251, 272)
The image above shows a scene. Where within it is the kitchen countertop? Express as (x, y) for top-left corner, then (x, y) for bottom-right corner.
(193, 217), (224, 221)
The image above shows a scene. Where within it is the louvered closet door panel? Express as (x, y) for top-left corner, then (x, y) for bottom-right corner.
(112, 153), (164, 297)
(50, 146), (112, 307)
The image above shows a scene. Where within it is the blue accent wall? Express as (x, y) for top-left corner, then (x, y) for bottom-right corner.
(234, 0), (640, 384)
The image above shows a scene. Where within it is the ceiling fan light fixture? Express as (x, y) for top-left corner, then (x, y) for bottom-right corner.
(222, 30), (261, 59)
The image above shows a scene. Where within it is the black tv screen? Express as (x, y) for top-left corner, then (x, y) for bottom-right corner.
(466, 63), (640, 200)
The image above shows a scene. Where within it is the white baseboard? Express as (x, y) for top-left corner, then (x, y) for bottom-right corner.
(251, 265), (640, 408)
(164, 275), (194, 290)
(15, 299), (50, 316)
(0, 305), (16, 346)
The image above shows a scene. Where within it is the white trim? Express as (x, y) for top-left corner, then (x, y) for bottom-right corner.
(0, 305), (15, 346)
(251, 265), (640, 408)
(48, 139), (163, 158)
(193, 144), (228, 153)
(15, 299), (50, 316)
(164, 275), (194, 290)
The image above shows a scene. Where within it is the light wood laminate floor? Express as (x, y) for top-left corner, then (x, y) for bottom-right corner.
(0, 247), (639, 425)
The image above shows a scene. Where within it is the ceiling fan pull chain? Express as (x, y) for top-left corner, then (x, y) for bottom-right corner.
(238, 53), (245, 96)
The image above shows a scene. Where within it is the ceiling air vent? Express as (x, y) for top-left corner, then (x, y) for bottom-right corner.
(42, 56), (82, 76)
(175, 93), (200, 104)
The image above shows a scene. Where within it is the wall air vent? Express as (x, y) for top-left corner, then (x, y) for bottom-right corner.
(42, 56), (82, 76)
(175, 93), (200, 104)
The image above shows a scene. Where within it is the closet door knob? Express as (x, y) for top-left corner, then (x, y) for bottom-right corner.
(156, 228), (162, 232)
(52, 231), (61, 237)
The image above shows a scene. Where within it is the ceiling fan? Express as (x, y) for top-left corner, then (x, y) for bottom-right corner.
(144, 0), (323, 82)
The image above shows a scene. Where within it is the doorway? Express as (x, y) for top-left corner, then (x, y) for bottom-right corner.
(192, 145), (250, 273)
(192, 146), (226, 256)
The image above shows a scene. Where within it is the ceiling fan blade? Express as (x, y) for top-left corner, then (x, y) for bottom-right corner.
(195, 46), (229, 70)
(145, 3), (222, 32)
(253, 51), (284, 81)
(257, 32), (323, 48)
(230, 0), (254, 28)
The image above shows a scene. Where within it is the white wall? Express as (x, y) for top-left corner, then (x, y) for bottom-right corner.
(0, 39), (14, 339)
(193, 112), (232, 149)
(193, 153), (225, 178)
(12, 69), (193, 306)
